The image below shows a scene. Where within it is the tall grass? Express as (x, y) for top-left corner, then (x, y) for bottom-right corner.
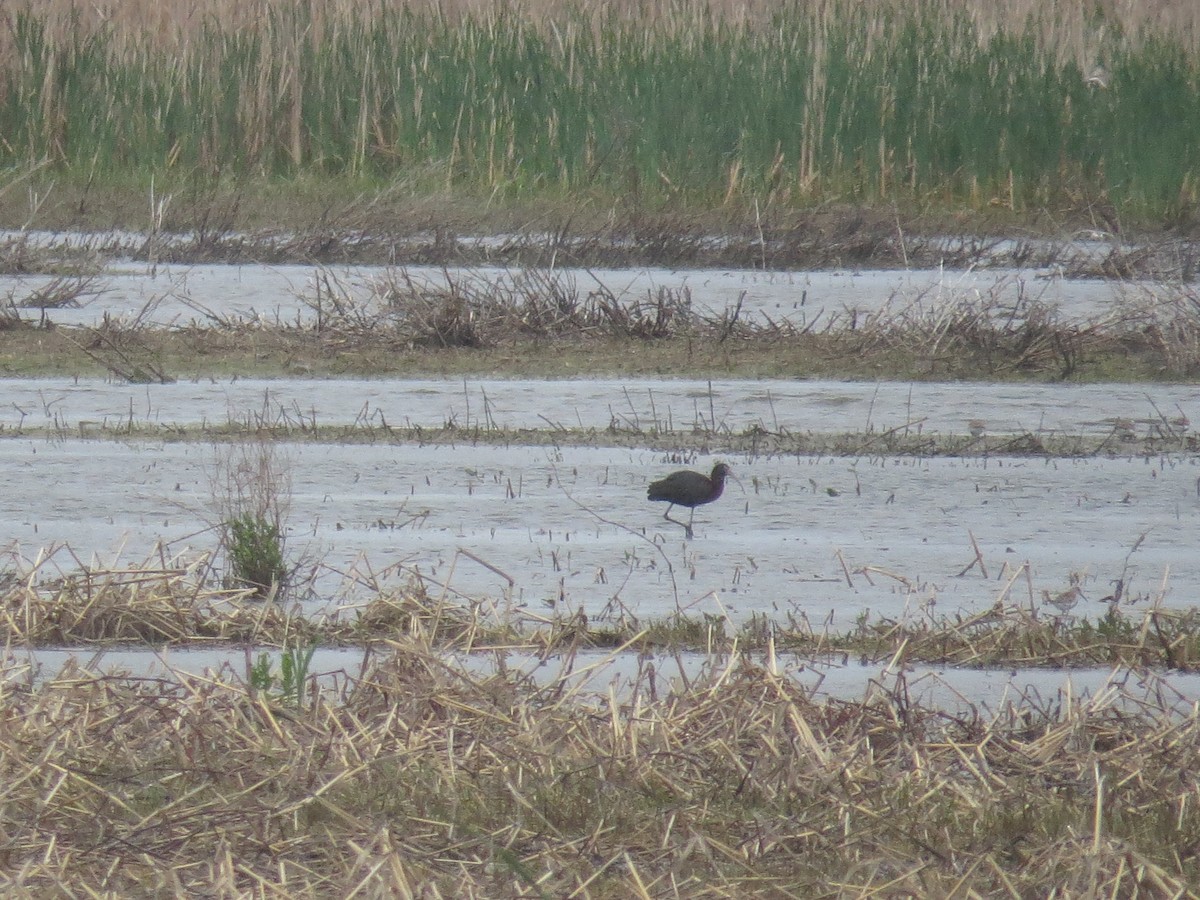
(2, 0), (1199, 219)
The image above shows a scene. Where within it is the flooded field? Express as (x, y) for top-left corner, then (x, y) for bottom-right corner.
(4, 242), (1200, 710)
(0, 256), (1173, 329)
(4, 435), (1197, 626)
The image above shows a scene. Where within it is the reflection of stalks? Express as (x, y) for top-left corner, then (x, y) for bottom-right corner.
(548, 462), (680, 611)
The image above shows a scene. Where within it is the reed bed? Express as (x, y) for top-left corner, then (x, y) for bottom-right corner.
(3, 0), (1200, 225)
(6, 541), (1200, 890)
(821, 602), (1200, 670)
(2, 638), (1200, 894)
(0, 545), (314, 645)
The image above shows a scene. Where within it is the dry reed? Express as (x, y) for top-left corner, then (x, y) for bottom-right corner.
(13, 261), (1196, 386)
(8, 0), (1199, 52)
(5, 543), (1200, 670)
(1, 639), (1198, 894)
(0, 544), (509, 647)
(3, 539), (1200, 892)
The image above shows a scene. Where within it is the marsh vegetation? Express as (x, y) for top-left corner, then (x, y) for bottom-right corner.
(2, 0), (1200, 235)
(4, 248), (1200, 384)
(3, 0), (1200, 895)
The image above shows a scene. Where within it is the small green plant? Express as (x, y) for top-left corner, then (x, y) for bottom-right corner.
(225, 512), (286, 596)
(279, 641), (317, 708)
(249, 651), (274, 693)
(210, 440), (292, 599)
(248, 642), (317, 708)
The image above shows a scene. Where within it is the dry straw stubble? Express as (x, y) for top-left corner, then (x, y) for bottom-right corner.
(1, 644), (1199, 895)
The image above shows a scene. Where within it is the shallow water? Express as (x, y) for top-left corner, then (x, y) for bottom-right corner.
(3, 376), (1197, 441)
(3, 246), (1198, 707)
(3, 439), (1197, 627)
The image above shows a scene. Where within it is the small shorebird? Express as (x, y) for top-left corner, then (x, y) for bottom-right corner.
(1042, 585), (1085, 616)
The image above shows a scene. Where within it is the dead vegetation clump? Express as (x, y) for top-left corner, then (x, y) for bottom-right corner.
(9, 542), (1200, 673)
(7, 273), (101, 309)
(372, 267), (696, 343)
(0, 232), (108, 276)
(115, 210), (1048, 271)
(828, 601), (1200, 670)
(0, 544), (524, 647)
(13, 194), (1200, 273)
(0, 546), (316, 644)
(0, 644), (1198, 895)
(304, 265), (699, 347)
(0, 237), (107, 327)
(836, 284), (1103, 379)
(1118, 282), (1200, 376)
(17, 259), (1200, 385)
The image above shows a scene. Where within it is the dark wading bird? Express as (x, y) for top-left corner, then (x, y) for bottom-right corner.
(646, 462), (731, 539)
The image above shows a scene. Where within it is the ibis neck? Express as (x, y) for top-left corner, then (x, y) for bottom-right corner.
(709, 472), (726, 501)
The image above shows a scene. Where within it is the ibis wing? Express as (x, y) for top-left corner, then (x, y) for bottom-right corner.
(647, 471), (710, 506)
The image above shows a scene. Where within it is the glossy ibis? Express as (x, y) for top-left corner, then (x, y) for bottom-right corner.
(647, 462), (731, 539)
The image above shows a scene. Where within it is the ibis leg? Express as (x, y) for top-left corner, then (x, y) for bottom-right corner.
(660, 504), (696, 539)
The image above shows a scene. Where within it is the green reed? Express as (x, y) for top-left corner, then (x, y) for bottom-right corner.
(3, 1), (1198, 219)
